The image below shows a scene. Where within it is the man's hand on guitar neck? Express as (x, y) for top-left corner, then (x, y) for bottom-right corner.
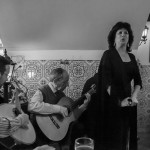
(78, 93), (91, 111)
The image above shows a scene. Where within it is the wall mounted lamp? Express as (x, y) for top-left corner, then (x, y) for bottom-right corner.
(139, 25), (149, 45)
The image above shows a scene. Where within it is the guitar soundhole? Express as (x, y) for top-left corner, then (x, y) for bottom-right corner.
(55, 114), (64, 121)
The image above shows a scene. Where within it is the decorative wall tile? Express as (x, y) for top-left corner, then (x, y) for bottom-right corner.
(22, 60), (43, 82)
(10, 60), (150, 131)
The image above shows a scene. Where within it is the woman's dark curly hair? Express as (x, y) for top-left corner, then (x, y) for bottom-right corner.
(107, 22), (134, 52)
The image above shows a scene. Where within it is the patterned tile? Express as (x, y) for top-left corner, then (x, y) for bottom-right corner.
(1, 60), (150, 131)
(22, 60), (43, 82)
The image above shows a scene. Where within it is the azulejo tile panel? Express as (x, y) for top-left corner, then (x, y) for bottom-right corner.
(9, 60), (150, 130)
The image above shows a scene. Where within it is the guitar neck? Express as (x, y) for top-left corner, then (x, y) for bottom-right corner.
(70, 85), (96, 111)
(16, 98), (21, 112)
(14, 88), (22, 114)
(71, 95), (87, 110)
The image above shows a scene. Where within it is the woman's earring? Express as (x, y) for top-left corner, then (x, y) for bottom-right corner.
(127, 43), (129, 47)
(114, 42), (116, 47)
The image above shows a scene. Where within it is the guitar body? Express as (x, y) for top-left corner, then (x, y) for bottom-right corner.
(36, 97), (76, 141)
(0, 103), (36, 145)
(36, 85), (96, 141)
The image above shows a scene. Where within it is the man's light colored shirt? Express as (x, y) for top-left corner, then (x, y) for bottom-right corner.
(0, 117), (22, 138)
(28, 82), (61, 114)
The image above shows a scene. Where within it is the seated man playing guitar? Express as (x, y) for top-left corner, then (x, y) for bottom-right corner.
(0, 55), (29, 149)
(28, 68), (91, 148)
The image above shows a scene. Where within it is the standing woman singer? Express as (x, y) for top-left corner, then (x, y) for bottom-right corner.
(96, 22), (142, 150)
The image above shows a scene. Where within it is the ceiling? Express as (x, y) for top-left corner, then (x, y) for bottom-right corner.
(0, 0), (150, 51)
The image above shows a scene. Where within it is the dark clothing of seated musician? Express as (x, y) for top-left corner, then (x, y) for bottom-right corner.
(28, 68), (91, 149)
(79, 73), (98, 138)
(69, 73), (98, 149)
(0, 95), (5, 104)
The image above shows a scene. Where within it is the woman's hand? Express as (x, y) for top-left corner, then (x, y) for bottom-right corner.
(130, 97), (138, 106)
(121, 97), (130, 107)
(121, 97), (138, 107)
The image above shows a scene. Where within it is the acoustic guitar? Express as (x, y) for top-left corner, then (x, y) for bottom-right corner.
(0, 88), (36, 145)
(36, 84), (96, 141)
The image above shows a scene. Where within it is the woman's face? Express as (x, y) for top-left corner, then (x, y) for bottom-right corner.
(114, 28), (129, 47)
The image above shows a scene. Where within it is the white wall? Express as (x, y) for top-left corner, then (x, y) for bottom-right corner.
(10, 18), (150, 61)
(0, 0), (150, 51)
(8, 50), (104, 60)
(8, 49), (139, 63)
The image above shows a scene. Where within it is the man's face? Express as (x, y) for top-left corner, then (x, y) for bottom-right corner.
(59, 77), (69, 91)
(0, 65), (10, 86)
(57, 72), (69, 91)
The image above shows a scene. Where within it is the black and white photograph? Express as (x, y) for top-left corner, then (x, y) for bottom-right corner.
(0, 0), (150, 150)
